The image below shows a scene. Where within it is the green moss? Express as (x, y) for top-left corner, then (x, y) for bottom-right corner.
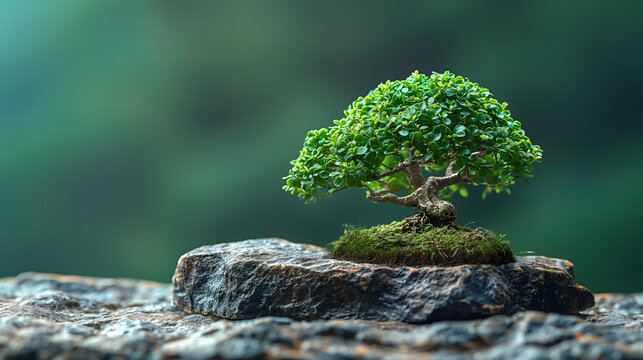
(330, 221), (514, 266)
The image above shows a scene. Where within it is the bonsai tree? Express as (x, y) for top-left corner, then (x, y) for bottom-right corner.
(284, 71), (542, 228)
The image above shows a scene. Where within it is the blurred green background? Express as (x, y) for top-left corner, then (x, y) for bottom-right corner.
(1, 1), (641, 292)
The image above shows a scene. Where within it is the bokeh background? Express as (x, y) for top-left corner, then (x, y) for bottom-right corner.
(1, 1), (641, 292)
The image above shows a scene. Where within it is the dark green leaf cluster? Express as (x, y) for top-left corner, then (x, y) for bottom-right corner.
(284, 71), (542, 203)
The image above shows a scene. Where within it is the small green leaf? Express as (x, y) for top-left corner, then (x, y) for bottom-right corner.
(356, 146), (368, 155)
(454, 125), (466, 137)
(398, 130), (409, 136)
(412, 131), (423, 142)
(459, 187), (469, 198)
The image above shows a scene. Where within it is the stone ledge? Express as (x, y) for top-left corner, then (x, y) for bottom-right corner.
(171, 238), (594, 322)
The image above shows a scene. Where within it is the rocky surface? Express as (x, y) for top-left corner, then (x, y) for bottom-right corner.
(0, 272), (640, 359)
(172, 238), (594, 322)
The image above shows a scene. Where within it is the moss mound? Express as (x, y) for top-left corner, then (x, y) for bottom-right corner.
(330, 221), (514, 267)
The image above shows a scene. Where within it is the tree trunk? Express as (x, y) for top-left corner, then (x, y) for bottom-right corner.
(366, 165), (468, 229)
(415, 181), (457, 227)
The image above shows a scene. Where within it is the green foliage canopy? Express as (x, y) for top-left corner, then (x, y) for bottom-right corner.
(284, 71), (542, 203)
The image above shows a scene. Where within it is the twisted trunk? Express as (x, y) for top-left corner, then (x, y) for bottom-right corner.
(415, 179), (457, 227)
(366, 160), (470, 228)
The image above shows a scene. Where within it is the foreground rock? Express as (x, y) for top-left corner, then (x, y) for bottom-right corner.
(172, 238), (594, 322)
(0, 272), (641, 359)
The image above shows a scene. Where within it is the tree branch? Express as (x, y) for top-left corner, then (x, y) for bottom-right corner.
(431, 173), (472, 190)
(404, 152), (426, 189)
(445, 160), (458, 176)
(376, 179), (392, 193)
(373, 159), (421, 180)
(473, 176), (520, 188)
(373, 151), (424, 181)
(446, 151), (487, 176)
(366, 190), (418, 208)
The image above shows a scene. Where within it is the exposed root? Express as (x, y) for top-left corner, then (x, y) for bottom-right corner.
(400, 212), (433, 233)
(400, 211), (455, 232)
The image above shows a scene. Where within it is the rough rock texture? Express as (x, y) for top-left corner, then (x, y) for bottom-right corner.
(172, 238), (594, 322)
(0, 272), (641, 359)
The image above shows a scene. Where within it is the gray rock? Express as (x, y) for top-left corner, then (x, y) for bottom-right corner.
(585, 313), (642, 327)
(171, 238), (594, 323)
(583, 293), (643, 316)
(0, 272), (641, 359)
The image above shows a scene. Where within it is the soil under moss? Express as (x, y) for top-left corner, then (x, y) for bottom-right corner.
(330, 220), (514, 267)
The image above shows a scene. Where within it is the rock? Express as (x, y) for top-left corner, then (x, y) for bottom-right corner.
(171, 238), (594, 322)
(585, 313), (641, 327)
(0, 272), (641, 359)
(582, 293), (643, 316)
